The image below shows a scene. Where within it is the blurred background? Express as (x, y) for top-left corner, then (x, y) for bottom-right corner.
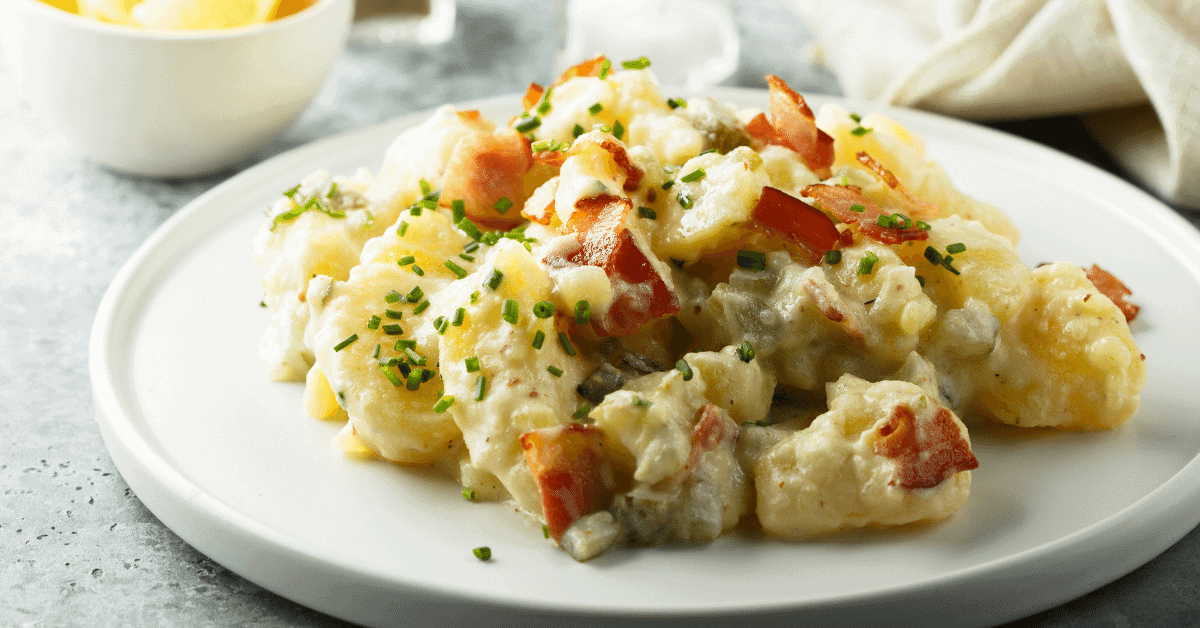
(2, 0), (1198, 626)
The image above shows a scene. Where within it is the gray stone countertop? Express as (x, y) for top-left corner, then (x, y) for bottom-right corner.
(2, 1), (1199, 626)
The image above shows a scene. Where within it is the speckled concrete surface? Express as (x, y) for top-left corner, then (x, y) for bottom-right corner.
(2, 1), (1198, 626)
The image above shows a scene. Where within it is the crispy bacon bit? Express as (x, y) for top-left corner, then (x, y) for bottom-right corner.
(553, 55), (607, 88)
(545, 195), (680, 336)
(804, 278), (846, 323)
(749, 186), (840, 262)
(743, 76), (835, 178)
(855, 152), (939, 220)
(874, 405), (979, 490)
(1086, 264), (1140, 322)
(440, 130), (532, 229)
(681, 404), (736, 475)
(532, 150), (567, 168)
(521, 423), (615, 542)
(802, 183), (929, 245)
(522, 82), (545, 112)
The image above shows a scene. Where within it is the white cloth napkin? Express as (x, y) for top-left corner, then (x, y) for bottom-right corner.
(789, 0), (1200, 209)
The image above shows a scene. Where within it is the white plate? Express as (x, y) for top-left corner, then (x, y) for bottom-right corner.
(91, 89), (1200, 628)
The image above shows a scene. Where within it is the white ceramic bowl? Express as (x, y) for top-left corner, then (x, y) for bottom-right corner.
(0, 0), (353, 178)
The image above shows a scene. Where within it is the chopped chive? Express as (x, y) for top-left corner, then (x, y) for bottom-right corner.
(850, 112), (862, 123)
(413, 300), (431, 315)
(406, 286), (424, 303)
(419, 179), (432, 196)
(632, 395), (651, 408)
(533, 301), (554, 318)
(493, 197), (513, 214)
(574, 300), (591, 325)
(380, 364), (404, 386)
(667, 97), (687, 109)
(405, 369), (422, 391)
(386, 309), (403, 320)
(470, 290), (480, 304)
(283, 183), (301, 198)
(736, 249), (767, 271)
(572, 124), (585, 138)
(409, 205), (422, 216)
(459, 253), (475, 262)
(892, 213), (912, 229)
(588, 102), (603, 115)
(326, 182), (338, 199)
(612, 119), (625, 140)
(473, 547), (491, 561)
(382, 324), (404, 335)
(397, 255), (416, 266)
(532, 330), (546, 349)
(851, 126), (873, 137)
(916, 275), (926, 287)
(474, 375), (487, 401)
(418, 198), (437, 210)
(334, 334), (358, 352)
(675, 359), (693, 381)
(434, 316), (449, 334)
(542, 524), (551, 538)
(453, 307), (466, 326)
(858, 250), (879, 276)
(850, 203), (865, 213)
(599, 58), (612, 79)
(462, 486), (475, 500)
(941, 257), (961, 275)
(547, 365), (564, 377)
(678, 193), (694, 209)
(367, 315), (382, 330)
(421, 368), (435, 383)
(433, 395), (455, 413)
(411, 265), (425, 276)
(598, 124), (612, 134)
(450, 199), (466, 224)
(502, 299), (519, 324)
(558, 332), (576, 356)
(736, 340), (756, 362)
(385, 290), (402, 304)
(916, 220), (932, 230)
(621, 56), (650, 69)
(572, 402), (592, 420)
(946, 242), (967, 254)
(516, 116), (542, 133)
(876, 214), (895, 229)
(403, 347), (425, 366)
(485, 269), (504, 290)
(398, 221), (409, 236)
(465, 356), (481, 372)
(923, 246), (942, 266)
(825, 250), (843, 264)
(662, 179), (675, 190)
(638, 206), (657, 219)
(444, 260), (468, 279)
(681, 168), (706, 183)
(372, 343), (381, 359)
(395, 338), (417, 350)
(840, 176), (850, 187)
(457, 217), (482, 241)
(463, 240), (481, 254)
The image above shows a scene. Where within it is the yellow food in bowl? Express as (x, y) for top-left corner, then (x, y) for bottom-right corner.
(37, 0), (314, 29)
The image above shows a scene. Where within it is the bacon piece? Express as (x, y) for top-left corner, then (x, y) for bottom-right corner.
(545, 195), (680, 336)
(749, 186), (840, 262)
(803, 183), (929, 245)
(855, 151), (939, 220)
(1086, 264), (1139, 323)
(743, 76), (835, 178)
(874, 405), (979, 490)
(439, 130), (532, 229)
(521, 423), (615, 542)
(532, 150), (567, 168)
(522, 82), (545, 112)
(553, 55), (607, 87)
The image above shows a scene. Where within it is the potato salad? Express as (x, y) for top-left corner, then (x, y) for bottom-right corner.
(254, 57), (1146, 561)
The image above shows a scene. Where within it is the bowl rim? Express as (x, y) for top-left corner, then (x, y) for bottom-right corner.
(6, 0), (348, 39)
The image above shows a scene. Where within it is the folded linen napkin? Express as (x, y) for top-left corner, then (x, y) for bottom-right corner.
(789, 0), (1200, 209)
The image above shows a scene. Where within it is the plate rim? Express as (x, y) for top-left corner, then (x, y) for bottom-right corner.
(90, 88), (1200, 627)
